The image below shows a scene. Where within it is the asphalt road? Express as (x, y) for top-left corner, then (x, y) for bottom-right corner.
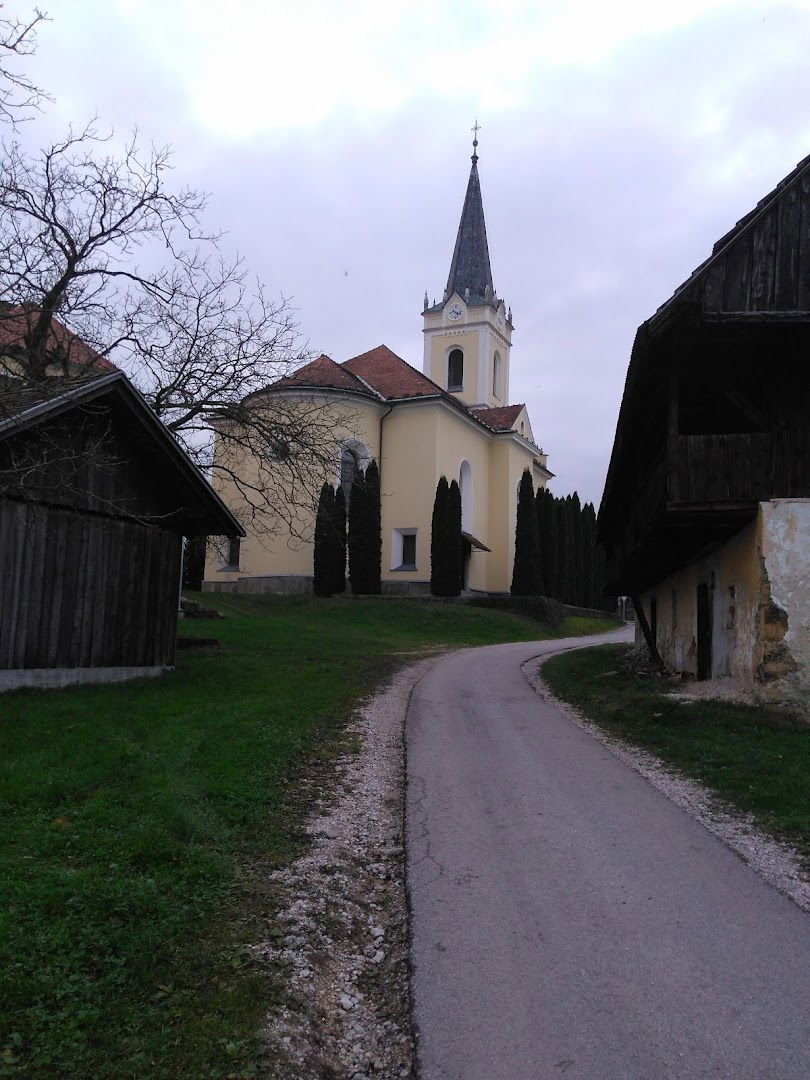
(406, 631), (810, 1080)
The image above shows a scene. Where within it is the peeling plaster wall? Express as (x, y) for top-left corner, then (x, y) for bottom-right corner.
(759, 499), (810, 701)
(636, 501), (810, 707)
(637, 519), (761, 685)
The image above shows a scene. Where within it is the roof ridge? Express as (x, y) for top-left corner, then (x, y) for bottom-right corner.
(649, 152), (810, 327)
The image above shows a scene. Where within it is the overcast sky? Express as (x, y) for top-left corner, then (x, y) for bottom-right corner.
(15, 0), (810, 506)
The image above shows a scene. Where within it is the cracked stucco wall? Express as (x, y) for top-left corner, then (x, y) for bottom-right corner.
(635, 500), (810, 706)
(758, 499), (810, 702)
(637, 519), (760, 684)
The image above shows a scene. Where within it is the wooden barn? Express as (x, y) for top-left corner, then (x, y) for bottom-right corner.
(0, 371), (243, 691)
(598, 151), (810, 707)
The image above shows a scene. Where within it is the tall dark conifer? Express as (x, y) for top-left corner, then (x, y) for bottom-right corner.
(332, 485), (347, 594)
(448, 478), (464, 595)
(348, 468), (367, 594)
(348, 460), (381, 594)
(313, 482), (336, 596)
(511, 469), (541, 596)
(555, 495), (569, 603)
(536, 487), (555, 597)
(364, 459), (382, 595)
(570, 491), (584, 605)
(431, 476), (452, 596)
(582, 502), (597, 608)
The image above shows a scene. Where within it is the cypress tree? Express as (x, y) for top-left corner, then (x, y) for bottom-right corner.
(431, 476), (452, 596)
(332, 485), (347, 594)
(348, 468), (367, 594)
(448, 478), (464, 595)
(313, 482), (336, 596)
(364, 459), (382, 595)
(348, 461), (381, 595)
(511, 469), (541, 596)
(555, 495), (569, 603)
(570, 491), (584, 605)
(536, 487), (555, 597)
(582, 502), (597, 608)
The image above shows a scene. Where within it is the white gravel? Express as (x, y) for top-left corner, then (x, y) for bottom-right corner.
(526, 654), (810, 914)
(251, 657), (435, 1079)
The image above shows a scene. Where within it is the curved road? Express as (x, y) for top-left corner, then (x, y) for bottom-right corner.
(406, 631), (810, 1080)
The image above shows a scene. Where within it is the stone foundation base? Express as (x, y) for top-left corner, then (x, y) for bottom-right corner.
(203, 575), (434, 597)
(0, 666), (170, 693)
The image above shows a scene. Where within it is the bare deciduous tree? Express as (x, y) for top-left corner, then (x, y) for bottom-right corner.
(0, 5), (48, 125)
(0, 124), (355, 537)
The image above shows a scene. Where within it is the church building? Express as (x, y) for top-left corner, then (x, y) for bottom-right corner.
(203, 138), (551, 595)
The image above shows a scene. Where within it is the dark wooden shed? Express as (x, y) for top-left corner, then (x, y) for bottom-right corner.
(598, 150), (810, 597)
(0, 372), (243, 691)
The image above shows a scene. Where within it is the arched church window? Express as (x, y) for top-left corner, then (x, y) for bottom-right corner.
(448, 349), (463, 391)
(341, 446), (359, 501)
(493, 351), (501, 399)
(459, 460), (472, 532)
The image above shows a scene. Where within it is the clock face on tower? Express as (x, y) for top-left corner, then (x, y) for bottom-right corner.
(447, 302), (463, 321)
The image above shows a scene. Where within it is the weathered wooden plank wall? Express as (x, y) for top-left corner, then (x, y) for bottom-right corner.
(689, 169), (810, 314)
(0, 499), (180, 670)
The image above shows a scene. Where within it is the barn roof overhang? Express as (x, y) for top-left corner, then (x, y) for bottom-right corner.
(0, 371), (244, 538)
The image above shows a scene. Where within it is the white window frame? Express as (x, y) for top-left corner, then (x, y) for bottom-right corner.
(391, 527), (418, 571)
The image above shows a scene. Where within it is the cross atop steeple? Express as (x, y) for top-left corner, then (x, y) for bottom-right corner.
(471, 118), (481, 163)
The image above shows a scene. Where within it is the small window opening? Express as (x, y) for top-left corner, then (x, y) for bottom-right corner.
(448, 349), (463, 391)
(401, 533), (416, 568)
(392, 528), (417, 570)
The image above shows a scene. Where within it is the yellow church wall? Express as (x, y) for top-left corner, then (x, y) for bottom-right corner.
(203, 391), (384, 586)
(203, 383), (550, 596)
(377, 403), (438, 583)
(485, 439), (550, 593)
(434, 407), (493, 591)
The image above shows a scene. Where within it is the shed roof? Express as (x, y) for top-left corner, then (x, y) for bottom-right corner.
(0, 371), (243, 538)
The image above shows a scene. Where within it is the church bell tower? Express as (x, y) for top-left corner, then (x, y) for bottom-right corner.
(422, 128), (513, 409)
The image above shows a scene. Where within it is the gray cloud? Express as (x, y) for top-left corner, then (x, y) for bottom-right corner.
(13, 1), (810, 506)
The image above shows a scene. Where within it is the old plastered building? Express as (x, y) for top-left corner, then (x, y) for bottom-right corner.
(598, 152), (810, 706)
(204, 139), (551, 595)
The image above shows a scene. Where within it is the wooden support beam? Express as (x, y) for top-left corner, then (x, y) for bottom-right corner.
(630, 593), (666, 673)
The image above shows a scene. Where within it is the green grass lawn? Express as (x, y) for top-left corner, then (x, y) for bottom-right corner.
(1, 595), (615, 1079)
(542, 643), (810, 864)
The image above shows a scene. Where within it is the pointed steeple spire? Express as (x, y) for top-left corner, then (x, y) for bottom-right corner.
(444, 124), (494, 306)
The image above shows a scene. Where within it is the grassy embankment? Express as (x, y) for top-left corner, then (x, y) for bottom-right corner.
(1, 594), (616, 1079)
(543, 643), (810, 864)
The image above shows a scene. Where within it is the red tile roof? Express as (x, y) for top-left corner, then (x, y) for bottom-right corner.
(469, 404), (524, 431)
(0, 306), (117, 372)
(261, 343), (535, 443)
(269, 353), (378, 396)
(342, 346), (442, 399)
